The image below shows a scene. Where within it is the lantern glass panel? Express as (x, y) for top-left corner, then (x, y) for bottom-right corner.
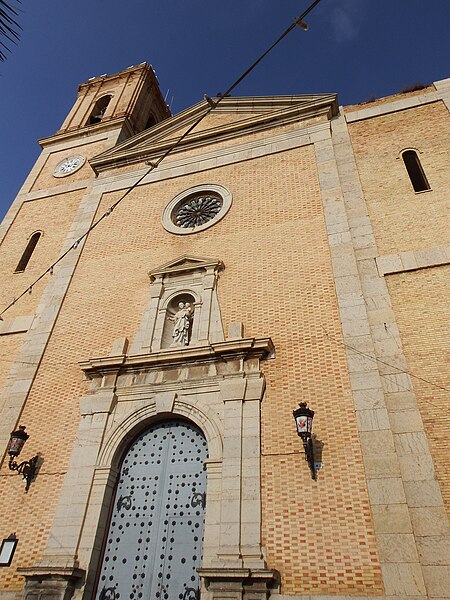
(295, 415), (312, 434)
(0, 538), (18, 567)
(8, 436), (26, 457)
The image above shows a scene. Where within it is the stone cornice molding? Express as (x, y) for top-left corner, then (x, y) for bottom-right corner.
(90, 94), (338, 172)
(18, 565), (85, 580)
(76, 63), (155, 92)
(80, 337), (274, 379)
(91, 121), (328, 193)
(38, 116), (133, 148)
(344, 88), (440, 123)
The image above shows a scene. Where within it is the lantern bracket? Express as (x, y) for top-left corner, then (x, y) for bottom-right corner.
(8, 456), (39, 492)
(303, 437), (316, 480)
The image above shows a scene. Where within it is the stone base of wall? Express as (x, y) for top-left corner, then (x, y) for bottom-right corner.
(199, 568), (278, 599)
(18, 566), (84, 600)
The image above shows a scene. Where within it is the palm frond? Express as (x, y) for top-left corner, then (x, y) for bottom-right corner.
(0, 0), (22, 62)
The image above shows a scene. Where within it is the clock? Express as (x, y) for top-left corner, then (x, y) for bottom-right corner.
(53, 155), (86, 177)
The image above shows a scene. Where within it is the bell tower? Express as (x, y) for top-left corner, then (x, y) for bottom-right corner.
(6, 63), (171, 200)
(55, 63), (171, 141)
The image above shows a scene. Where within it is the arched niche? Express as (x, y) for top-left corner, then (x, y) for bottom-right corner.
(129, 255), (225, 355)
(161, 291), (197, 349)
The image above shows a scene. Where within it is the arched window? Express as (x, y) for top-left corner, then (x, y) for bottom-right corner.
(402, 150), (431, 192)
(15, 231), (41, 272)
(95, 420), (208, 600)
(87, 95), (112, 125)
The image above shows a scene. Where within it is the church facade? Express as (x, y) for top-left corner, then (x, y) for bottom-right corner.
(0, 64), (449, 600)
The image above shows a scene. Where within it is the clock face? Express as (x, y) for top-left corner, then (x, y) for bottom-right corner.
(53, 155), (86, 177)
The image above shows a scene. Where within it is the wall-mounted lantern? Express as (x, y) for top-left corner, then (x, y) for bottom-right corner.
(7, 426), (38, 492)
(293, 402), (316, 480)
(0, 534), (18, 567)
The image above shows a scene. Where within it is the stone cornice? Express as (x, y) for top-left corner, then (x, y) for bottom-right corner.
(344, 88), (439, 123)
(90, 94), (338, 172)
(77, 63), (154, 92)
(38, 116), (132, 148)
(80, 337), (274, 378)
(18, 565), (85, 581)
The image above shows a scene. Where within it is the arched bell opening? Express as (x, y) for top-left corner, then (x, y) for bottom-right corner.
(93, 419), (208, 600)
(161, 292), (197, 349)
(87, 95), (112, 125)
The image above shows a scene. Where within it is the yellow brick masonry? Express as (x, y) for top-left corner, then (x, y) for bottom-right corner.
(0, 145), (382, 594)
(0, 191), (83, 320)
(348, 101), (450, 256)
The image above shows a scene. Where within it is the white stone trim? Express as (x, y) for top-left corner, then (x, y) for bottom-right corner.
(344, 89), (439, 123)
(36, 339), (271, 599)
(161, 184), (232, 235)
(433, 77), (450, 112)
(0, 316), (34, 336)
(321, 110), (450, 597)
(97, 396), (223, 468)
(376, 245), (450, 276)
(0, 185), (103, 470)
(92, 121), (330, 194)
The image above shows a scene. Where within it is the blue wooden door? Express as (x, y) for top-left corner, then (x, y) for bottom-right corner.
(96, 421), (208, 600)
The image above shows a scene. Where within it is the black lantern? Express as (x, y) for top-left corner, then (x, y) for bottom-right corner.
(293, 402), (316, 480)
(8, 426), (29, 458)
(0, 534), (18, 567)
(7, 426), (38, 492)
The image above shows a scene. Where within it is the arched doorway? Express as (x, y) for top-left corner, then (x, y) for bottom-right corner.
(95, 420), (208, 600)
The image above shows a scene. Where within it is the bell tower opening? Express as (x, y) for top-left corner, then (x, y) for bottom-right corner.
(55, 64), (171, 138)
(87, 95), (112, 125)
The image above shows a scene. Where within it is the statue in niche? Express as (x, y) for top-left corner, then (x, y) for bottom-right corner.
(170, 302), (193, 347)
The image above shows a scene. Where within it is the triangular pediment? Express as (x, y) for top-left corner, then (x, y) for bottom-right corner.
(149, 255), (224, 280)
(90, 93), (338, 172)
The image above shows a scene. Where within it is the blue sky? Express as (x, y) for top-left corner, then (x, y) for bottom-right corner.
(0, 0), (449, 220)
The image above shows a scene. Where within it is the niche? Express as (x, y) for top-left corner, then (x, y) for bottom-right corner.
(161, 292), (196, 349)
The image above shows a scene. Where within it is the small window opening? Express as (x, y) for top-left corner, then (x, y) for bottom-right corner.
(145, 114), (157, 129)
(15, 232), (41, 273)
(87, 95), (112, 125)
(402, 150), (430, 192)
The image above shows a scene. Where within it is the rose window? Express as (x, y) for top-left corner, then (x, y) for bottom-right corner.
(174, 194), (223, 228)
(162, 184), (232, 235)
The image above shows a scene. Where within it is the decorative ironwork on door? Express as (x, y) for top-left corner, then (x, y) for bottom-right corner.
(96, 421), (208, 600)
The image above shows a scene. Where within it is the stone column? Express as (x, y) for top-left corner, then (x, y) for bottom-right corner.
(217, 378), (246, 566)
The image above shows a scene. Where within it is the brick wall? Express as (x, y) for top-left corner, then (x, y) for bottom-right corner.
(0, 144), (382, 593)
(348, 101), (450, 256)
(0, 191), (83, 320)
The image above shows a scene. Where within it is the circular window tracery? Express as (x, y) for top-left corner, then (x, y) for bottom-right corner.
(174, 194), (222, 228)
(162, 184), (232, 235)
